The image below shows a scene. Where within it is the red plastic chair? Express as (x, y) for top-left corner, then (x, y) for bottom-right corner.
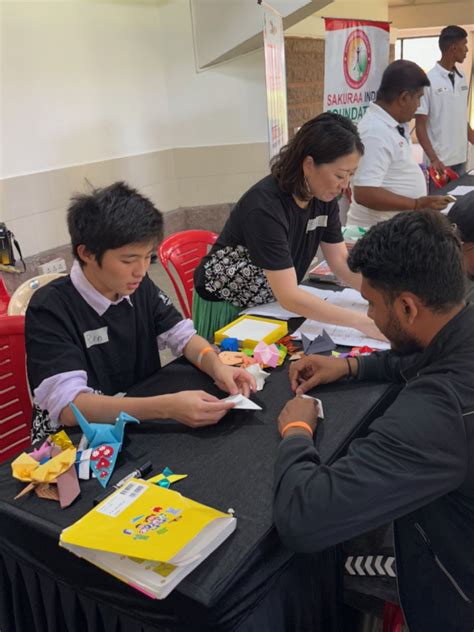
(0, 316), (32, 463)
(0, 275), (10, 317)
(158, 230), (218, 318)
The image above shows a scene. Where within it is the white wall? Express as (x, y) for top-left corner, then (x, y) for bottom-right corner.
(1, 1), (172, 178)
(157, 1), (268, 149)
(0, 0), (269, 179)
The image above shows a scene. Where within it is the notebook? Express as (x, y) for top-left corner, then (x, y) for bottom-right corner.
(60, 479), (236, 599)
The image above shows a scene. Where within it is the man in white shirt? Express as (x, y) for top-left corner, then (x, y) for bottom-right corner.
(347, 60), (451, 228)
(416, 25), (473, 189)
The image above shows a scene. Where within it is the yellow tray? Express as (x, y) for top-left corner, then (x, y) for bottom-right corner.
(214, 315), (288, 349)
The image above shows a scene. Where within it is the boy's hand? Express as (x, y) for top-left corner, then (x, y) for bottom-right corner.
(212, 364), (257, 398)
(163, 391), (235, 427)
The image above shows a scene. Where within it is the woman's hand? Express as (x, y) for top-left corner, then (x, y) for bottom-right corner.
(356, 315), (387, 342)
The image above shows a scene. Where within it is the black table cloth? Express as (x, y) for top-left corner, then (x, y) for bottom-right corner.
(0, 346), (398, 632)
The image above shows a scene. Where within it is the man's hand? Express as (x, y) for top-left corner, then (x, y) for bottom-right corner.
(416, 195), (451, 211)
(277, 396), (319, 437)
(289, 355), (349, 395)
(430, 158), (446, 176)
(163, 390), (235, 428)
(212, 364), (257, 398)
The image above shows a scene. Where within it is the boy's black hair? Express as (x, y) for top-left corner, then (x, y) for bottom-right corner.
(377, 60), (430, 103)
(270, 112), (364, 201)
(439, 25), (468, 53)
(67, 181), (164, 266)
(348, 211), (465, 313)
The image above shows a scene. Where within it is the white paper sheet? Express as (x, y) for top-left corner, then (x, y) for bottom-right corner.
(222, 394), (262, 410)
(293, 320), (390, 350)
(326, 288), (369, 313)
(448, 186), (474, 196)
(240, 286), (335, 320)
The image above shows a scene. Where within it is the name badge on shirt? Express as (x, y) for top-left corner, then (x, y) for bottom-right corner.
(84, 327), (109, 349)
(461, 85), (468, 91)
(306, 216), (328, 232)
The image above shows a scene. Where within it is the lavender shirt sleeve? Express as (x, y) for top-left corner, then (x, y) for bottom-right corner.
(33, 370), (94, 423)
(157, 319), (196, 357)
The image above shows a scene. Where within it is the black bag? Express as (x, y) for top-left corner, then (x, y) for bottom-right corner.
(0, 223), (26, 271)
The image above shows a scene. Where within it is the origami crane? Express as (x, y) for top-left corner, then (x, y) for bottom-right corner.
(70, 403), (140, 487)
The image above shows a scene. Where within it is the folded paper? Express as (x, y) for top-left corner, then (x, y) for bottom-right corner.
(245, 364), (270, 391)
(223, 394), (262, 410)
(70, 403), (140, 450)
(253, 342), (280, 368)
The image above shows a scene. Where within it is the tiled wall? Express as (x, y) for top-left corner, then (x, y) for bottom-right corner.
(1, 142), (269, 259)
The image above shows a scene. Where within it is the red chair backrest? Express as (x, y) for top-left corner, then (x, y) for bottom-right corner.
(0, 316), (32, 463)
(0, 275), (10, 317)
(158, 230), (218, 318)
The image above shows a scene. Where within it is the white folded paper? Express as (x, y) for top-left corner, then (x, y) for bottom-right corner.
(301, 395), (324, 419)
(223, 394), (263, 410)
(245, 364), (270, 391)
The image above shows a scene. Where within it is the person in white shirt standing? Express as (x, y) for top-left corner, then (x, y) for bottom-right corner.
(347, 60), (451, 228)
(416, 25), (474, 190)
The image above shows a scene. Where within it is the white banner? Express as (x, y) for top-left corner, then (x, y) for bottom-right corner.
(324, 18), (390, 123)
(262, 3), (288, 159)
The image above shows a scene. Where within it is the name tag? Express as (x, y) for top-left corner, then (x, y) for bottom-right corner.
(307, 216), (328, 232)
(461, 85), (468, 91)
(84, 326), (109, 349)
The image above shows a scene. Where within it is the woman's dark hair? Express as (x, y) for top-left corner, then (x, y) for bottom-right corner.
(439, 25), (468, 53)
(377, 60), (430, 103)
(67, 181), (163, 266)
(270, 112), (364, 201)
(348, 211), (466, 313)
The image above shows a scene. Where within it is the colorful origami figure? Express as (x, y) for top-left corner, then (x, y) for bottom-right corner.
(70, 403), (140, 487)
(253, 341), (280, 368)
(12, 441), (80, 508)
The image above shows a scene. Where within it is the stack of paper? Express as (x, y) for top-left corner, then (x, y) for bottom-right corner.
(293, 289), (390, 350)
(240, 285), (335, 320)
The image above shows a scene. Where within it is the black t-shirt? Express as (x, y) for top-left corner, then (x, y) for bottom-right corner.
(194, 175), (343, 307)
(25, 274), (182, 441)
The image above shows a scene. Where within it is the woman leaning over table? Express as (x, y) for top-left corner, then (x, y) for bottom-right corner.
(193, 112), (383, 342)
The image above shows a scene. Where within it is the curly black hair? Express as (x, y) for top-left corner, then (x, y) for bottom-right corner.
(348, 211), (466, 313)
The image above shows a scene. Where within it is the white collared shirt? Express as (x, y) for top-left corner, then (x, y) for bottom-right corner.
(347, 103), (427, 228)
(416, 63), (469, 167)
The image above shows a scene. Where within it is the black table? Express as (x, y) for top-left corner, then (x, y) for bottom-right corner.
(0, 352), (399, 632)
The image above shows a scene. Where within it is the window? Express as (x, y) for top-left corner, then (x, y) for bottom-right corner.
(395, 36), (439, 73)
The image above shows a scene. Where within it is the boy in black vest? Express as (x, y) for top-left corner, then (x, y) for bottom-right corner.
(26, 182), (255, 442)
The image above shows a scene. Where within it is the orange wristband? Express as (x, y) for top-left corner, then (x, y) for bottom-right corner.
(196, 346), (216, 369)
(281, 421), (314, 438)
